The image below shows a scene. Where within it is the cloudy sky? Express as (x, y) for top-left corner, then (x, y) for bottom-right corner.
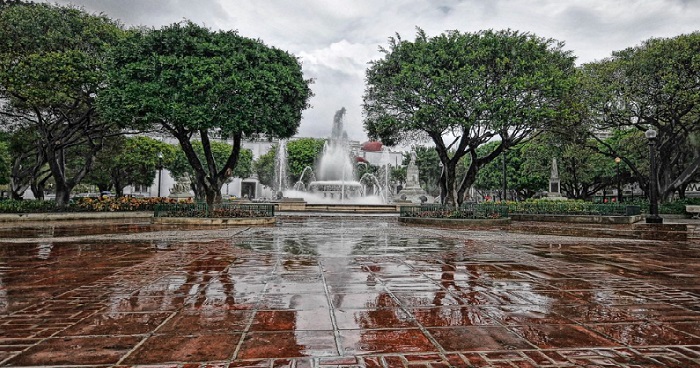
(43, 0), (699, 142)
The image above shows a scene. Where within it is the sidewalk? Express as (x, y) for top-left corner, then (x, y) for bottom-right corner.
(0, 217), (698, 367)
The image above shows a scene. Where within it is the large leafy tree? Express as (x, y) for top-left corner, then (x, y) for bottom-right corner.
(253, 148), (276, 189)
(168, 140), (252, 198)
(364, 29), (577, 205)
(0, 2), (125, 205)
(253, 138), (326, 189)
(3, 127), (43, 199)
(473, 141), (547, 201)
(84, 136), (177, 197)
(580, 32), (700, 201)
(286, 138), (326, 183)
(477, 133), (628, 201)
(100, 22), (312, 205)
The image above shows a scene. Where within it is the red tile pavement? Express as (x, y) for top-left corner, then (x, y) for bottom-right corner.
(0, 217), (699, 367)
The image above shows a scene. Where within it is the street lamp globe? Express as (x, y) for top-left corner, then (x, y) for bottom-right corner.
(645, 129), (657, 139)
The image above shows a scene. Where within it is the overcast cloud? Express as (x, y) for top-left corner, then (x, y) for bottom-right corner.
(43, 0), (700, 142)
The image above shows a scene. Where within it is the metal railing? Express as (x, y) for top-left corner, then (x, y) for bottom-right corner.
(399, 202), (641, 219)
(400, 203), (509, 219)
(154, 203), (274, 218)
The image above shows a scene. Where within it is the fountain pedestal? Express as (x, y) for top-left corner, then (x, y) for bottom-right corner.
(274, 197), (307, 211)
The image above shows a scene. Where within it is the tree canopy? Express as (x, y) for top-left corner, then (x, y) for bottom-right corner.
(0, 2), (125, 205)
(99, 21), (312, 205)
(579, 32), (700, 201)
(253, 138), (326, 190)
(364, 29), (577, 205)
(286, 138), (326, 183)
(83, 136), (178, 197)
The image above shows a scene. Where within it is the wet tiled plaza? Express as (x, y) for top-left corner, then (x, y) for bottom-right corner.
(1, 217), (699, 367)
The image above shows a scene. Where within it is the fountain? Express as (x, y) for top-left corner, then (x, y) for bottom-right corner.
(273, 139), (289, 197)
(281, 108), (387, 204)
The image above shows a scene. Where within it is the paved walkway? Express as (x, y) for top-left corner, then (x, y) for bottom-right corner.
(1, 217), (699, 367)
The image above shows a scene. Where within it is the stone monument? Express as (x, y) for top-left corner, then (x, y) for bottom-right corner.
(546, 157), (567, 200)
(395, 151), (430, 204)
(169, 175), (193, 199)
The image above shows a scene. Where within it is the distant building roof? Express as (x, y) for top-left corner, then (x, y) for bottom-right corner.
(361, 141), (383, 152)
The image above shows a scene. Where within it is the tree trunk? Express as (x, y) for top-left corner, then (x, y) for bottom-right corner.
(45, 151), (90, 207)
(10, 177), (29, 200)
(10, 189), (24, 200)
(30, 182), (44, 200)
(439, 167), (448, 205)
(98, 184), (110, 193)
(457, 150), (480, 206)
(205, 188), (222, 206)
(443, 161), (458, 206)
(53, 180), (72, 207)
(114, 176), (124, 197)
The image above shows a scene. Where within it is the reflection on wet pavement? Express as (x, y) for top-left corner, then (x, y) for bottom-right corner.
(0, 217), (699, 366)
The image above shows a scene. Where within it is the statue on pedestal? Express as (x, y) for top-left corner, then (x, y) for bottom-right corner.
(395, 151), (429, 204)
(169, 175), (193, 199)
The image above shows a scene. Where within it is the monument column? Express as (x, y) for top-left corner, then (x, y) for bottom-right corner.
(546, 158), (567, 200)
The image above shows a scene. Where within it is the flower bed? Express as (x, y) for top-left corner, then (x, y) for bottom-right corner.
(0, 197), (190, 213)
(74, 197), (191, 212)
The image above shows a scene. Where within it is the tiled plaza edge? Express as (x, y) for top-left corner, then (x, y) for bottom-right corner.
(0, 217), (699, 367)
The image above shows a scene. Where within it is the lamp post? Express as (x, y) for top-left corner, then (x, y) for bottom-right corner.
(615, 157), (622, 203)
(156, 151), (163, 197)
(502, 149), (507, 202)
(645, 129), (662, 224)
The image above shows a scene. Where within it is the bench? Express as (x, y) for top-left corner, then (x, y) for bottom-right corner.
(686, 205), (700, 219)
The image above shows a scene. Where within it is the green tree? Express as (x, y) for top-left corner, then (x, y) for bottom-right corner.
(287, 138), (326, 183)
(253, 148), (276, 189)
(390, 166), (406, 188)
(0, 133), (9, 186)
(100, 22), (312, 205)
(252, 138), (325, 191)
(84, 136), (177, 197)
(168, 140), (252, 198)
(0, 2), (125, 206)
(364, 29), (577, 205)
(4, 127), (38, 199)
(579, 32), (700, 201)
(501, 133), (628, 201)
(473, 141), (535, 200)
(559, 143), (614, 200)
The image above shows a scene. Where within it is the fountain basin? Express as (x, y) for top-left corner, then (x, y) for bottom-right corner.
(307, 180), (362, 200)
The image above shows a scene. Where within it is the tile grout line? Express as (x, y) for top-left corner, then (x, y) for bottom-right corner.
(114, 246), (220, 366)
(0, 243), (190, 367)
(372, 256), (450, 359)
(227, 231), (278, 363)
(318, 258), (344, 357)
